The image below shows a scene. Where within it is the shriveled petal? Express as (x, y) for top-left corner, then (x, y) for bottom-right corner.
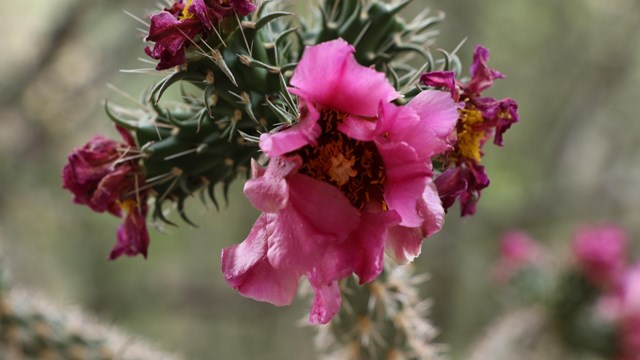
(467, 45), (505, 94)
(407, 90), (459, 140)
(474, 97), (519, 147)
(189, 0), (213, 30)
(308, 278), (341, 325)
(231, 0), (257, 16)
(260, 100), (321, 157)
(243, 156), (301, 213)
(385, 225), (424, 265)
(109, 203), (149, 260)
(421, 71), (459, 101)
(378, 142), (431, 227)
(222, 215), (299, 306)
(266, 173), (360, 273)
(145, 12), (198, 70)
(290, 39), (398, 117)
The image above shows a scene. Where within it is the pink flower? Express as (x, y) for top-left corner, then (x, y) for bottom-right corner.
(423, 45), (519, 216)
(596, 265), (640, 360)
(145, 0), (256, 70)
(573, 225), (628, 288)
(493, 230), (542, 283)
(222, 39), (458, 324)
(62, 127), (149, 260)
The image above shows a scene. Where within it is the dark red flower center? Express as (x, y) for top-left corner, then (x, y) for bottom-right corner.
(294, 109), (386, 210)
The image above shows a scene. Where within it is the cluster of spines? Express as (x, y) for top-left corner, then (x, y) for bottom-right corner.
(315, 265), (444, 360)
(109, 2), (302, 225)
(308, 0), (457, 93)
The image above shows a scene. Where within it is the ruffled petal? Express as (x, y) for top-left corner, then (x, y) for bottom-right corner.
(243, 156), (301, 213)
(221, 214), (299, 306)
(378, 141), (431, 227)
(378, 101), (450, 159)
(266, 173), (360, 273)
(418, 181), (445, 237)
(407, 90), (459, 140)
(290, 39), (398, 116)
(351, 210), (402, 284)
(260, 99), (321, 157)
(308, 276), (342, 325)
(385, 225), (424, 265)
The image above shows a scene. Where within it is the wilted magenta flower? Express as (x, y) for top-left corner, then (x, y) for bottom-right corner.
(573, 225), (628, 288)
(222, 39), (458, 324)
(493, 230), (542, 283)
(145, 0), (256, 70)
(423, 45), (519, 216)
(62, 127), (149, 260)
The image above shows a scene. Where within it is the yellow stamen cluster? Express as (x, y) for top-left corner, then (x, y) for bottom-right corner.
(455, 107), (485, 163)
(180, 0), (195, 19)
(296, 109), (386, 210)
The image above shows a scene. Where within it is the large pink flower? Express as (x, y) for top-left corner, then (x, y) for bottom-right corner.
(222, 39), (458, 324)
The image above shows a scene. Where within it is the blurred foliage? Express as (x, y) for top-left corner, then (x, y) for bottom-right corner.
(1, 0), (639, 359)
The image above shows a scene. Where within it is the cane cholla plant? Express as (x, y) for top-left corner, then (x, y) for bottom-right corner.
(61, 0), (520, 357)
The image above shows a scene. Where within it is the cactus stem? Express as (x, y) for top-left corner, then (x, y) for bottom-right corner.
(210, 49), (238, 86)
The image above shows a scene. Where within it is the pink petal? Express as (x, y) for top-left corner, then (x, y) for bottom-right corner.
(378, 141), (431, 227)
(385, 225), (424, 265)
(243, 156), (301, 213)
(308, 278), (342, 325)
(290, 39), (398, 117)
(378, 102), (450, 159)
(337, 114), (379, 142)
(351, 210), (402, 284)
(260, 99), (321, 157)
(418, 181), (445, 237)
(221, 214), (299, 306)
(266, 173), (360, 273)
(407, 90), (459, 140)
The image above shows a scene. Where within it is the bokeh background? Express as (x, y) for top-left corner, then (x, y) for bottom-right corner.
(1, 0), (640, 359)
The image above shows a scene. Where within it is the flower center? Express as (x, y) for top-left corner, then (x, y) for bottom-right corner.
(294, 109), (386, 210)
(455, 107), (485, 163)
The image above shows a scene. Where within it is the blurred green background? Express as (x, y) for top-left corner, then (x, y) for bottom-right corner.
(1, 0), (639, 359)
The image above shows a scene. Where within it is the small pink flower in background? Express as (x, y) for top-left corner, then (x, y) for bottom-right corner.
(145, 0), (256, 70)
(222, 39), (459, 324)
(493, 230), (542, 283)
(596, 266), (640, 360)
(422, 45), (519, 216)
(62, 127), (149, 260)
(573, 225), (628, 288)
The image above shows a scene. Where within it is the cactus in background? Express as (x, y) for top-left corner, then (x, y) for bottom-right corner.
(0, 251), (180, 360)
(315, 265), (443, 360)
